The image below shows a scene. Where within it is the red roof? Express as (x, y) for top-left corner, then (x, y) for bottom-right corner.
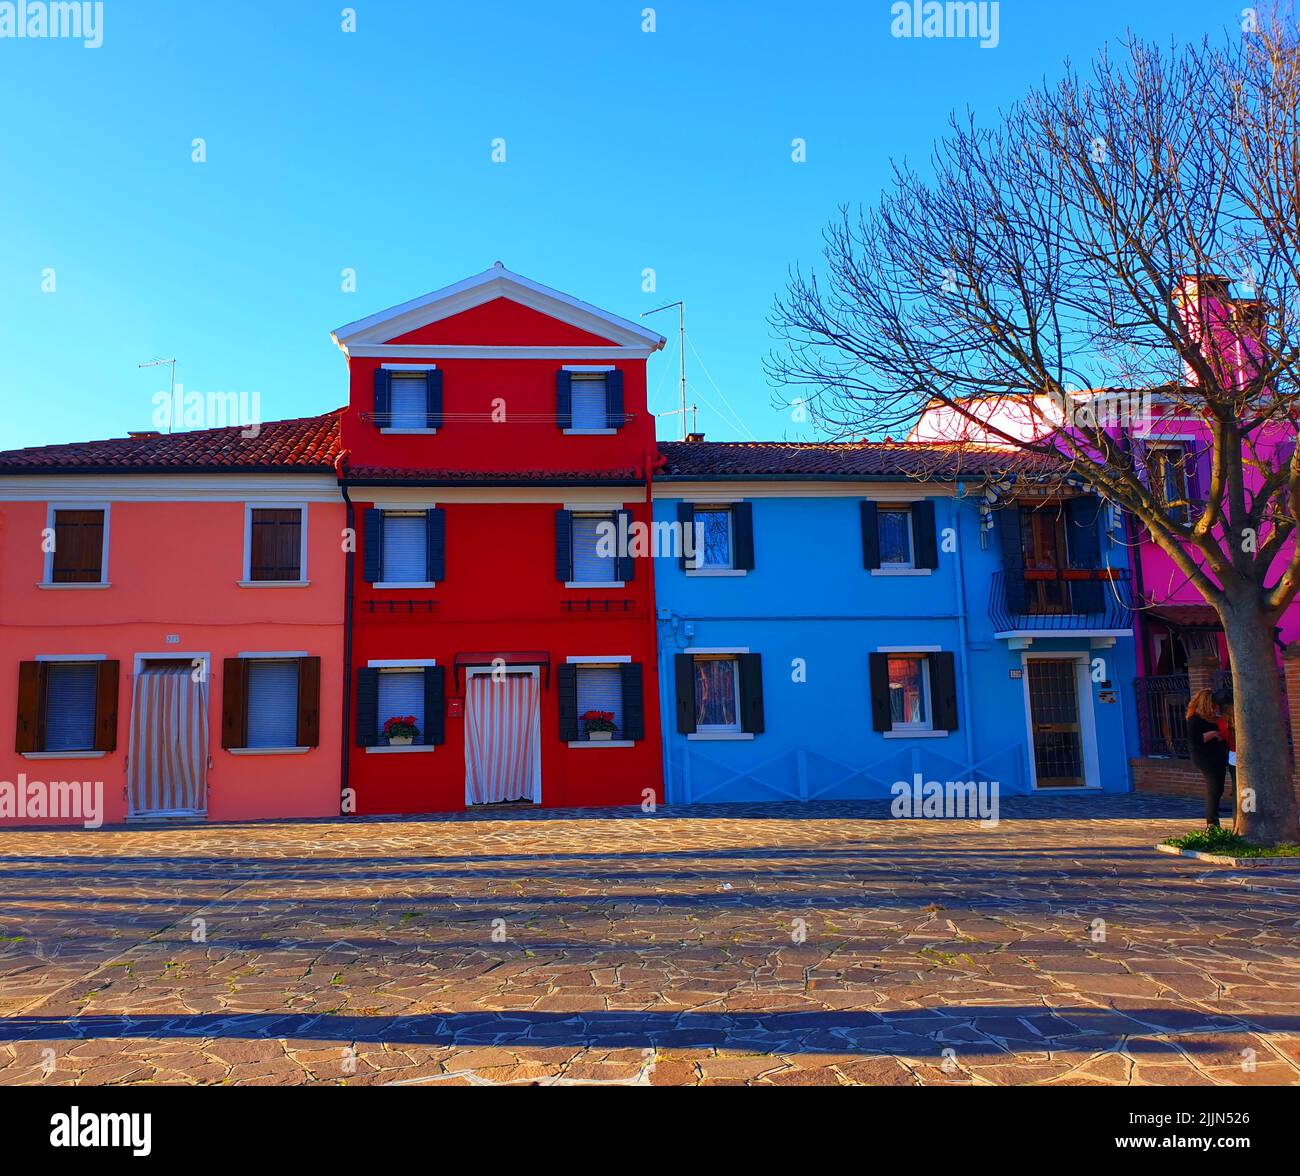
(344, 465), (643, 484)
(1145, 603), (1223, 630)
(657, 440), (1066, 480)
(0, 411), (343, 474)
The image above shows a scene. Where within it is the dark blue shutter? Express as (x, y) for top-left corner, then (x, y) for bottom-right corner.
(605, 370), (625, 429)
(425, 508), (445, 582)
(732, 502), (755, 570)
(355, 668), (379, 747)
(362, 509), (384, 585)
(555, 509), (573, 581)
(557, 664), (579, 740)
(425, 369), (443, 430)
(556, 371), (572, 430)
(1065, 497), (1104, 613)
(995, 506), (1026, 615)
(930, 652), (959, 731)
(912, 500), (939, 569)
(373, 369), (391, 429)
(869, 653), (891, 732)
(738, 653), (764, 734)
(423, 666), (445, 746)
(676, 502), (695, 570)
(620, 663), (644, 741)
(674, 654), (696, 734)
(616, 509), (634, 582)
(860, 501), (880, 569)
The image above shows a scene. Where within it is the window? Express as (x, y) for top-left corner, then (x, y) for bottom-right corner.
(44, 662), (99, 751)
(694, 656), (741, 732)
(382, 512), (428, 583)
(878, 508), (913, 567)
(49, 508), (106, 584)
(378, 669), (426, 746)
(1149, 445), (1191, 524)
(887, 655), (930, 730)
(570, 512), (618, 584)
(574, 665), (624, 739)
(220, 656), (320, 752)
(869, 651), (958, 735)
(15, 660), (118, 755)
(247, 507), (304, 582)
(389, 373), (429, 430)
(570, 372), (608, 430)
(695, 507), (734, 569)
(245, 660), (301, 749)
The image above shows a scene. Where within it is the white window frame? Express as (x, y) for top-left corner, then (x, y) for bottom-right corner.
(240, 502), (309, 587)
(228, 652), (309, 756)
(375, 508), (437, 590)
(883, 651), (935, 736)
(690, 652), (744, 738)
(562, 364), (616, 436)
(687, 504), (736, 574)
(366, 658), (437, 754)
(565, 508), (624, 589)
(565, 655), (634, 748)
(40, 501), (111, 589)
(877, 505), (915, 570)
(380, 363), (439, 435)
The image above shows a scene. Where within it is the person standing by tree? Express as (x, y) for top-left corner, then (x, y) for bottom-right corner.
(1186, 689), (1230, 828)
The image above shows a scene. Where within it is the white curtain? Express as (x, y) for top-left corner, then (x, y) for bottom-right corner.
(466, 674), (539, 804)
(128, 667), (209, 815)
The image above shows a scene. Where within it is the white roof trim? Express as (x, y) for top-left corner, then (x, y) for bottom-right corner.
(331, 265), (667, 352)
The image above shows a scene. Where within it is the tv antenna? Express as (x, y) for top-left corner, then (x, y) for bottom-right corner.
(641, 301), (693, 440)
(138, 357), (177, 432)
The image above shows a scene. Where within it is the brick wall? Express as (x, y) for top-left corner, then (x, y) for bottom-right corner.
(1131, 756), (1232, 802)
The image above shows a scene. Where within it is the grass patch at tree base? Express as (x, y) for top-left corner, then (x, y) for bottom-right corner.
(1163, 826), (1300, 858)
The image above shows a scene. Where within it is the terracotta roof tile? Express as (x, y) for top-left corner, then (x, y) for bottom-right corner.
(344, 466), (643, 484)
(0, 410), (343, 474)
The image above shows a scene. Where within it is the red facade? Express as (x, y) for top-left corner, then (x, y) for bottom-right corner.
(335, 267), (666, 813)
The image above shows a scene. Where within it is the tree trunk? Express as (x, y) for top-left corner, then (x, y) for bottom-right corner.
(1222, 603), (1298, 845)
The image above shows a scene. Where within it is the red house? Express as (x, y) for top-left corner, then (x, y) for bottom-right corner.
(333, 265), (667, 813)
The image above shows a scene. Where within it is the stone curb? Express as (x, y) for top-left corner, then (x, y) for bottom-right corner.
(1155, 843), (1300, 867)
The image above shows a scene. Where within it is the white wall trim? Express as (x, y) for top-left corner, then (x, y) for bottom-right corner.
(565, 581), (625, 590)
(565, 501), (622, 512)
(568, 740), (635, 749)
(380, 362), (439, 370)
(346, 344), (655, 360)
(0, 474), (342, 504)
(876, 645), (942, 653)
(237, 651), (309, 660)
(242, 501), (308, 584)
(562, 363), (617, 372)
(656, 482), (955, 501)
(367, 658), (437, 668)
(134, 652), (210, 676)
(35, 653), (108, 662)
(566, 655), (633, 664)
(684, 646), (749, 655)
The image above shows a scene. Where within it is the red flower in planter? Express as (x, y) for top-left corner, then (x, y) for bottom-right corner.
(580, 710), (617, 733)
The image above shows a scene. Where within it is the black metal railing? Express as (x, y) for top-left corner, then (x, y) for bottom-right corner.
(990, 565), (1133, 632)
(1135, 673), (1190, 757)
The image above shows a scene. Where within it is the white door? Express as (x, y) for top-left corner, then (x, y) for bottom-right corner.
(128, 664), (209, 816)
(465, 670), (541, 804)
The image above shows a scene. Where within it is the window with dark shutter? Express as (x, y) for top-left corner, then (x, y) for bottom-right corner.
(569, 372), (608, 430)
(248, 508), (303, 582)
(373, 368), (392, 428)
(425, 508), (446, 583)
(555, 370), (573, 430)
(355, 668), (379, 747)
(16, 661), (44, 753)
(43, 662), (99, 751)
(362, 508), (384, 585)
(244, 659), (301, 749)
(423, 665), (446, 747)
(911, 500), (939, 569)
(389, 373), (429, 430)
(673, 654), (696, 734)
(620, 662), (645, 741)
(605, 370), (625, 429)
(51, 509), (105, 583)
(557, 664), (579, 741)
(861, 501), (881, 569)
(94, 661), (119, 752)
(221, 658), (249, 750)
(296, 657), (321, 748)
(738, 653), (764, 734)
(574, 664), (624, 739)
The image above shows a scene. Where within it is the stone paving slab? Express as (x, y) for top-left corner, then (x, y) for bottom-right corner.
(0, 794), (1298, 1085)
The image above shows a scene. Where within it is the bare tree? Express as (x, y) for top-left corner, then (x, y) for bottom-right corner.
(769, 15), (1300, 844)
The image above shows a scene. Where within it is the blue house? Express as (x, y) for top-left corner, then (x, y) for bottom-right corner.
(651, 440), (1139, 805)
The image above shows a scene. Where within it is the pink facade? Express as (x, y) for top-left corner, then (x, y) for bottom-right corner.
(0, 463), (346, 827)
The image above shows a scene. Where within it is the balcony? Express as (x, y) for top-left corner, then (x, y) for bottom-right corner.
(990, 564), (1133, 638)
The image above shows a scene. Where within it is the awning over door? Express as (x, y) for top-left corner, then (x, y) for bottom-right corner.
(1146, 604), (1222, 631)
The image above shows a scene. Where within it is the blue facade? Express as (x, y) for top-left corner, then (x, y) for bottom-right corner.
(652, 480), (1139, 804)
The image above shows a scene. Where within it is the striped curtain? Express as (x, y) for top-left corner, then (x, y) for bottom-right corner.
(466, 674), (539, 804)
(128, 667), (209, 815)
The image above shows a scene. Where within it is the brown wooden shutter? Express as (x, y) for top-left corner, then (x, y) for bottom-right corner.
(221, 658), (249, 749)
(296, 656), (321, 748)
(15, 661), (45, 753)
(93, 661), (120, 752)
(249, 508), (303, 581)
(51, 509), (105, 583)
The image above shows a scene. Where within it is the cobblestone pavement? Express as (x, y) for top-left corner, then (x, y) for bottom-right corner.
(1, 794), (1298, 1086)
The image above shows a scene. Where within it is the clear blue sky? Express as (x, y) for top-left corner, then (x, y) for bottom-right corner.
(0, 0), (1239, 451)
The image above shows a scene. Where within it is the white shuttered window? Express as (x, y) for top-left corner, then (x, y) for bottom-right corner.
(245, 659), (300, 749)
(389, 374), (427, 429)
(378, 669), (426, 745)
(570, 373), (607, 430)
(382, 513), (428, 583)
(44, 662), (98, 752)
(575, 665), (623, 739)
(571, 512), (617, 583)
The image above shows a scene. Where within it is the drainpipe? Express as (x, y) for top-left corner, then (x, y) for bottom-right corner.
(335, 450), (354, 816)
(645, 446), (669, 805)
(953, 482), (977, 776)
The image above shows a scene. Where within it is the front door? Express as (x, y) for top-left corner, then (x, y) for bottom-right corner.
(1027, 659), (1086, 788)
(127, 662), (209, 816)
(465, 670), (541, 804)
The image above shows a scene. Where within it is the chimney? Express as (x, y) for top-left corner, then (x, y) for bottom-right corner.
(127, 430), (160, 438)
(685, 432), (705, 443)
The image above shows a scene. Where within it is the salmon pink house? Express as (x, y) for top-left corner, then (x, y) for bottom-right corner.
(0, 415), (347, 825)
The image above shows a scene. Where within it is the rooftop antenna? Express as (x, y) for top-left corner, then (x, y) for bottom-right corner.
(642, 300), (687, 440)
(138, 356), (177, 433)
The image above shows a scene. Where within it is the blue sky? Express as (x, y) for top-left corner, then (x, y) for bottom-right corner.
(0, 0), (1242, 450)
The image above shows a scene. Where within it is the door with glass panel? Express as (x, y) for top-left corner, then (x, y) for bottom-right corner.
(1026, 659), (1085, 788)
